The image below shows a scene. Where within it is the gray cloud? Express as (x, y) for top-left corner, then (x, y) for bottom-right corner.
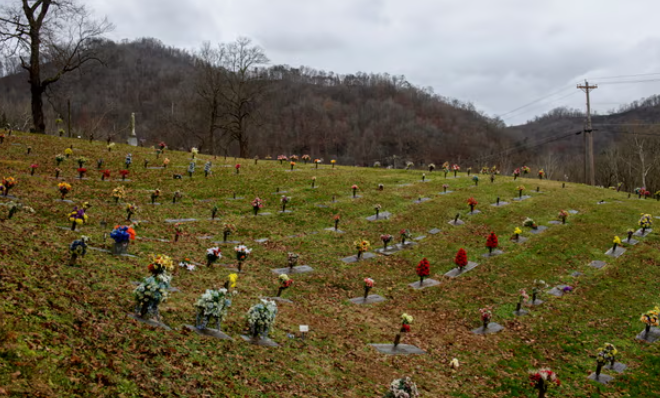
(87, 0), (660, 125)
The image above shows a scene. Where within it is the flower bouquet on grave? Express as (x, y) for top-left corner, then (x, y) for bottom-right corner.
(289, 161), (296, 171)
(110, 225), (136, 254)
(234, 244), (252, 272)
(58, 182), (72, 200)
(107, 143), (115, 152)
(517, 185), (525, 198)
(232, 163), (240, 175)
(472, 175), (479, 186)
(252, 197), (264, 216)
(491, 166), (498, 174)
(529, 368), (560, 398)
(247, 299), (278, 341)
(333, 214), (340, 231)
(380, 234), (393, 251)
(523, 217), (538, 230)
(222, 223), (236, 242)
(26, 145), (32, 155)
(314, 158), (321, 168)
(173, 223), (184, 242)
(374, 204), (382, 219)
(75, 156), (87, 168)
(28, 163), (38, 176)
(416, 258), (430, 286)
(513, 168), (520, 180)
(68, 206), (88, 231)
(479, 307), (492, 331)
(351, 184), (359, 198)
(118, 169), (129, 181)
(195, 288), (232, 330)
(158, 141), (167, 153)
(302, 154), (310, 164)
(363, 277), (374, 299)
(639, 214), (653, 234)
(210, 204), (219, 220)
(400, 229), (412, 246)
(64, 148), (73, 158)
(191, 147), (198, 159)
(172, 190), (182, 204)
(55, 154), (65, 166)
(123, 153), (132, 169)
(311, 176), (316, 188)
(428, 163), (436, 172)
(531, 280), (547, 303)
(224, 273), (238, 290)
(68, 236), (89, 266)
(611, 236), (622, 253)
(512, 227), (523, 242)
(421, 172), (426, 182)
(277, 274), (293, 297)
(54, 167), (62, 178)
(522, 166), (530, 176)
(125, 203), (137, 222)
(206, 247), (222, 266)
(162, 158), (170, 168)
(287, 252), (299, 271)
(2, 201), (34, 220)
(452, 164), (460, 177)
(278, 155), (287, 165)
(466, 166), (472, 176)
(455, 248), (468, 272)
(1, 177), (16, 197)
(626, 228), (635, 243)
(150, 189), (161, 204)
(331, 159), (336, 168)
(187, 161), (195, 178)
(538, 169), (545, 179)
(486, 232), (498, 254)
(178, 258), (195, 271)
(377, 183), (383, 191)
(442, 183), (449, 193)
(290, 155), (299, 162)
(99, 169), (111, 181)
(558, 210), (568, 224)
(640, 307), (660, 337)
(133, 275), (170, 321)
(406, 161), (414, 170)
(148, 254), (174, 276)
(354, 240), (371, 260)
(594, 345), (612, 381)
(280, 195), (290, 212)
(204, 161), (212, 177)
(516, 288), (529, 313)
(467, 197), (478, 213)
(442, 163), (450, 178)
(393, 313), (413, 348)
(112, 186), (126, 204)
(384, 377), (419, 398)
(76, 167), (87, 179)
(601, 343), (619, 369)
(480, 166), (489, 174)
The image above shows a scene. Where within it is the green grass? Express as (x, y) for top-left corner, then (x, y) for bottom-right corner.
(0, 132), (659, 397)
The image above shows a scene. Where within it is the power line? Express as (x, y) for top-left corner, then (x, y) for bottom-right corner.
(496, 84), (576, 119)
(587, 72), (660, 81)
(470, 130), (581, 163)
(502, 91), (580, 121)
(592, 78), (660, 85)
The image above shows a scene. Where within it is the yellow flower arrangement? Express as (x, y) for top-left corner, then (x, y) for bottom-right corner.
(228, 273), (238, 288)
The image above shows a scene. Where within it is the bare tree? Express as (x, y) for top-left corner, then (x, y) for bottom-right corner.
(0, 0), (113, 133)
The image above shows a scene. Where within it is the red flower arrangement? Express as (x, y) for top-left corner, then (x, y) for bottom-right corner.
(235, 164), (240, 174)
(119, 170), (129, 180)
(101, 169), (111, 181)
(455, 248), (468, 271)
(467, 197), (478, 212)
(77, 167), (87, 178)
(29, 164), (38, 175)
(416, 258), (430, 285)
(486, 232), (498, 254)
(529, 368), (560, 397)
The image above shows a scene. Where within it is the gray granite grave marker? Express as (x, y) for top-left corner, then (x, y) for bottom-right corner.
(349, 295), (386, 304)
(271, 265), (314, 275)
(239, 335), (279, 347)
(471, 322), (504, 334)
(341, 252), (376, 263)
(408, 279), (440, 289)
(605, 246), (626, 258)
(370, 344), (425, 355)
(444, 262), (479, 278)
(184, 325), (233, 340)
(589, 261), (607, 269)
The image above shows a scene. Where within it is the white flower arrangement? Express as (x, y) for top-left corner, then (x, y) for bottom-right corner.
(134, 275), (170, 319)
(246, 299), (278, 339)
(179, 260), (195, 271)
(194, 288), (232, 329)
(188, 161), (196, 174)
(387, 377), (420, 398)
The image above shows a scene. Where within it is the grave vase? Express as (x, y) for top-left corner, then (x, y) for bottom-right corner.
(113, 241), (129, 255)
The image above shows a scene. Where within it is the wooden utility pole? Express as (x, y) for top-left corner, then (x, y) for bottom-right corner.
(577, 81), (597, 185)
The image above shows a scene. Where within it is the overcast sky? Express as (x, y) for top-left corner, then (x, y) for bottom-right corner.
(89, 0), (660, 126)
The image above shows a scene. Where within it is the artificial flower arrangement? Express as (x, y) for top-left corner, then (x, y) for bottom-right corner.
(442, 162), (450, 178)
(225, 273), (238, 289)
(529, 368), (560, 398)
(58, 182), (72, 199)
(29, 164), (38, 176)
(314, 158), (321, 168)
(278, 155), (288, 165)
(150, 189), (161, 204)
(301, 154), (311, 164)
(333, 214), (340, 231)
(54, 167), (61, 179)
(107, 143), (115, 152)
(234, 244), (252, 272)
(455, 248), (468, 272)
(26, 145), (31, 155)
(119, 169), (129, 180)
(162, 158), (170, 168)
(172, 190), (182, 204)
(235, 163), (240, 174)
(211, 204), (219, 220)
(204, 161), (212, 177)
(277, 274), (293, 297)
(158, 141), (167, 151)
(287, 252), (299, 271)
(125, 203), (137, 222)
(374, 204), (382, 218)
(2, 177), (17, 197)
(290, 154), (299, 162)
(311, 176), (317, 188)
(76, 167), (87, 179)
(538, 169), (545, 179)
(280, 195), (290, 212)
(486, 232), (499, 254)
(133, 254), (173, 320)
(523, 217), (538, 229)
(112, 186), (126, 204)
(68, 235), (89, 266)
(400, 228), (412, 246)
(532, 280), (547, 303)
(467, 197), (478, 212)
(75, 156), (87, 168)
(55, 154), (65, 166)
(479, 307), (493, 330)
(517, 185), (525, 198)
(452, 164), (460, 177)
(384, 377), (419, 398)
(252, 197), (264, 216)
(639, 213), (653, 234)
(1, 201), (34, 220)
(187, 161), (195, 178)
(331, 159), (336, 168)
(380, 234), (393, 251)
(472, 175), (479, 186)
(351, 184), (359, 198)
(354, 240), (371, 259)
(206, 247), (222, 266)
(594, 344), (615, 381)
(442, 183), (449, 193)
(173, 222), (184, 242)
(68, 206), (88, 231)
(178, 258), (195, 272)
(516, 288), (529, 313)
(522, 166), (530, 175)
(148, 254), (174, 276)
(363, 277), (375, 299)
(64, 148), (73, 158)
(512, 227), (523, 242)
(558, 210), (568, 224)
(393, 313), (413, 348)
(110, 225), (136, 255)
(612, 236), (622, 253)
(428, 163), (436, 172)
(191, 147), (199, 159)
(100, 169), (111, 181)
(640, 307), (660, 337)
(599, 343), (619, 369)
(223, 223), (236, 242)
(289, 161), (296, 171)
(626, 228), (635, 243)
(513, 168), (521, 180)
(194, 288), (232, 330)
(416, 258), (430, 286)
(246, 299), (278, 341)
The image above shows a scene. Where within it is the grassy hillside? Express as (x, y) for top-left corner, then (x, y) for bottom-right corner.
(0, 132), (659, 397)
